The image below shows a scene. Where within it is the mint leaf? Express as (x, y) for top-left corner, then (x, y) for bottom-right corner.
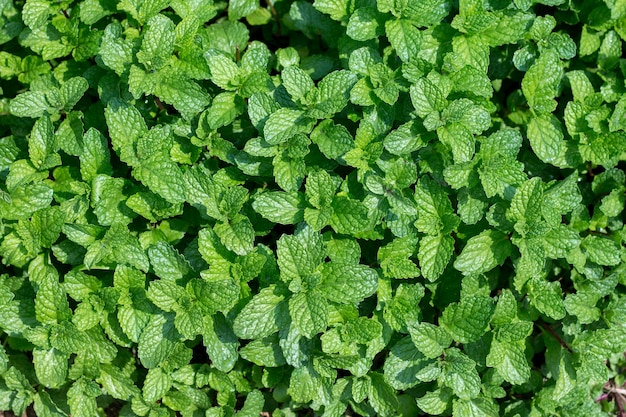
(521, 50), (563, 114)
(441, 296), (494, 343)
(233, 285), (287, 339)
(454, 230), (511, 275)
(289, 290), (329, 338)
(264, 108), (315, 145)
(319, 263), (378, 304)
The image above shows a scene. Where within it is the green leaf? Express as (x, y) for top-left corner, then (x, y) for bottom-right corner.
(103, 223), (150, 272)
(188, 274), (240, 315)
(148, 241), (191, 281)
(10, 91), (51, 118)
(312, 70), (358, 117)
(203, 314), (239, 372)
(313, 0), (350, 21)
(289, 290), (329, 338)
(277, 225), (325, 282)
(153, 72), (211, 119)
(510, 177), (544, 223)
(416, 388), (453, 415)
(526, 277), (566, 320)
(92, 175), (135, 226)
(252, 191), (305, 224)
(97, 364), (140, 401)
(527, 114), (568, 166)
(310, 119), (354, 161)
(229, 0), (259, 20)
(441, 348), (481, 400)
(319, 262), (378, 304)
(418, 234), (454, 282)
(486, 339), (530, 385)
(29, 115), (60, 170)
(105, 99), (147, 165)
(384, 336), (430, 390)
(410, 77), (446, 120)
(60, 77), (89, 111)
(441, 296), (494, 343)
(346, 7), (385, 41)
(385, 19), (421, 62)
(239, 335), (286, 367)
(264, 108), (315, 145)
(134, 156), (186, 204)
(36, 275), (72, 325)
(454, 230), (511, 275)
(282, 66), (316, 103)
(408, 322), (453, 358)
(368, 372), (399, 416)
(521, 50), (563, 114)
(138, 313), (181, 369)
(582, 235), (621, 266)
(206, 92), (245, 130)
(396, 0), (452, 26)
(214, 215), (255, 256)
(80, 128), (112, 182)
(329, 195), (369, 235)
(143, 367), (173, 402)
(67, 378), (100, 417)
(452, 397), (499, 417)
(33, 347), (68, 389)
(137, 14), (176, 70)
(233, 285), (287, 339)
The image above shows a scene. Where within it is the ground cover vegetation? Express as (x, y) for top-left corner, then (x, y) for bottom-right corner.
(1, 0), (626, 415)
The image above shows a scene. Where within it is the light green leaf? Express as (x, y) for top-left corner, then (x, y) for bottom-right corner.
(148, 241), (191, 281)
(310, 119), (354, 160)
(239, 335), (286, 367)
(441, 296), (494, 343)
(418, 234), (454, 282)
(97, 364), (140, 401)
(521, 50), (563, 114)
(346, 7), (385, 41)
(67, 378), (100, 417)
(138, 313), (180, 369)
(214, 215), (255, 256)
(386, 19), (421, 62)
(33, 347), (68, 389)
(203, 314), (239, 372)
(384, 336), (430, 390)
(582, 235), (621, 266)
(277, 224), (325, 282)
(80, 128), (112, 182)
(526, 277), (566, 320)
(289, 290), (329, 338)
(486, 339), (530, 385)
(441, 348), (481, 399)
(252, 191), (305, 224)
(329, 195), (369, 235)
(369, 372), (399, 416)
(264, 108), (315, 145)
(408, 322), (453, 358)
(319, 262), (378, 304)
(282, 66), (316, 103)
(206, 92), (244, 130)
(143, 367), (173, 402)
(105, 99), (147, 165)
(454, 230), (511, 275)
(233, 285), (287, 339)
(527, 114), (567, 166)
(134, 156), (186, 204)
(410, 77), (446, 119)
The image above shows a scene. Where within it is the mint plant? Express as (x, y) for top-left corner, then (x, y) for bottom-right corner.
(1, 0), (626, 416)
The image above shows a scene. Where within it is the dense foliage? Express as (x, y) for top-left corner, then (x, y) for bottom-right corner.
(1, 0), (626, 415)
